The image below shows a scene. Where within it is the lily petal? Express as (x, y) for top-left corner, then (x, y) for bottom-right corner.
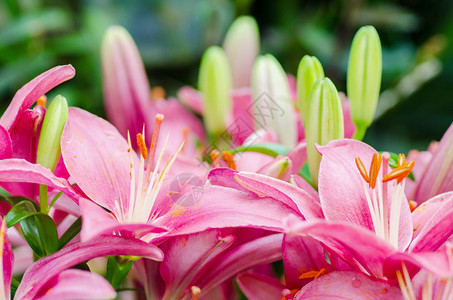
(284, 218), (396, 278)
(236, 273), (285, 300)
(61, 108), (133, 217)
(160, 230), (236, 299)
(415, 123), (453, 203)
(0, 65), (75, 131)
(0, 126), (11, 160)
(0, 159), (80, 203)
(35, 269), (116, 300)
(294, 271), (402, 299)
(409, 192), (453, 253)
(15, 236), (164, 299)
(198, 233), (284, 294)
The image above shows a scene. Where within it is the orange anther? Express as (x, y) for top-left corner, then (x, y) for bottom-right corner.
(369, 153), (382, 188)
(37, 95), (47, 107)
(221, 151), (236, 170)
(210, 150), (220, 168)
(355, 157), (370, 183)
(299, 268), (326, 280)
(383, 158), (414, 183)
(151, 86), (166, 101)
(408, 200), (417, 212)
(136, 133), (148, 159)
(398, 154), (406, 167)
(191, 286), (201, 300)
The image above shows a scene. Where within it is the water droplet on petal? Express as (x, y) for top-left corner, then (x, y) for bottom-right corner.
(351, 278), (361, 288)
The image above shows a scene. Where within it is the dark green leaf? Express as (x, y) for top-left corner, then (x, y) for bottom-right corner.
(230, 143), (290, 157)
(106, 256), (133, 289)
(20, 214), (58, 257)
(58, 217), (82, 249)
(5, 200), (39, 227)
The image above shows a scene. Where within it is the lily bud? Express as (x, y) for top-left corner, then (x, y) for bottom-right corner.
(251, 54), (296, 148)
(198, 46), (232, 138)
(347, 25), (382, 140)
(305, 78), (344, 187)
(258, 156), (292, 181)
(101, 26), (154, 146)
(36, 95), (68, 171)
(296, 55), (324, 125)
(222, 16), (260, 89)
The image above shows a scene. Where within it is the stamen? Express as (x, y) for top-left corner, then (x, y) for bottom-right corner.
(369, 153), (382, 188)
(383, 161), (414, 183)
(181, 127), (190, 152)
(127, 132), (136, 223)
(37, 95), (47, 107)
(151, 86), (166, 101)
(136, 133), (148, 159)
(221, 151), (236, 170)
(298, 268), (326, 280)
(398, 153), (406, 167)
(408, 201), (417, 213)
(145, 114), (164, 180)
(355, 157), (370, 183)
(210, 150), (220, 168)
(191, 286), (201, 300)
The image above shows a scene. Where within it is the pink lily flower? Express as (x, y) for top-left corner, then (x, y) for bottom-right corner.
(281, 138), (453, 281)
(132, 229), (283, 300)
(61, 108), (316, 243)
(0, 65), (75, 201)
(14, 235), (163, 300)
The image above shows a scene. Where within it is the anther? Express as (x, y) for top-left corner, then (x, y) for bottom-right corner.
(298, 268), (326, 280)
(191, 286), (201, 300)
(355, 157), (370, 183)
(408, 201), (417, 213)
(151, 86), (166, 101)
(136, 133), (148, 159)
(37, 95), (47, 107)
(210, 150), (220, 168)
(369, 153), (382, 188)
(221, 151), (236, 170)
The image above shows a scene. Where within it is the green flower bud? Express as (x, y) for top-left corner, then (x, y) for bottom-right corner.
(347, 25), (382, 140)
(306, 78), (344, 187)
(251, 54), (296, 148)
(36, 95), (69, 171)
(296, 55), (324, 125)
(198, 46), (232, 138)
(222, 16), (260, 89)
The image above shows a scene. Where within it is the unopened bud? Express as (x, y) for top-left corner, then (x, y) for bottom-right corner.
(296, 55), (324, 125)
(306, 78), (344, 187)
(198, 46), (232, 138)
(36, 95), (68, 171)
(347, 25), (382, 140)
(251, 54), (296, 148)
(223, 16), (260, 89)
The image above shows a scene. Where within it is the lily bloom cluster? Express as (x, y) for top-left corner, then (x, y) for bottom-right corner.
(0, 16), (452, 300)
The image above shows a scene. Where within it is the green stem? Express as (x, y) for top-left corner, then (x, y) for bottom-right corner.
(352, 125), (367, 141)
(39, 185), (48, 214)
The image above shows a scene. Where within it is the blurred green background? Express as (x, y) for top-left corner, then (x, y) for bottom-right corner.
(0, 0), (452, 153)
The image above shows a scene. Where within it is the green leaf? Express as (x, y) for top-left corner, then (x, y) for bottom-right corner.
(58, 217), (81, 249)
(230, 143), (289, 157)
(5, 200), (40, 227)
(20, 214), (59, 257)
(106, 256), (133, 289)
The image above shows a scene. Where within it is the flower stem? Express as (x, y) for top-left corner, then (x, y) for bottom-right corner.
(352, 125), (367, 141)
(39, 185), (48, 214)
